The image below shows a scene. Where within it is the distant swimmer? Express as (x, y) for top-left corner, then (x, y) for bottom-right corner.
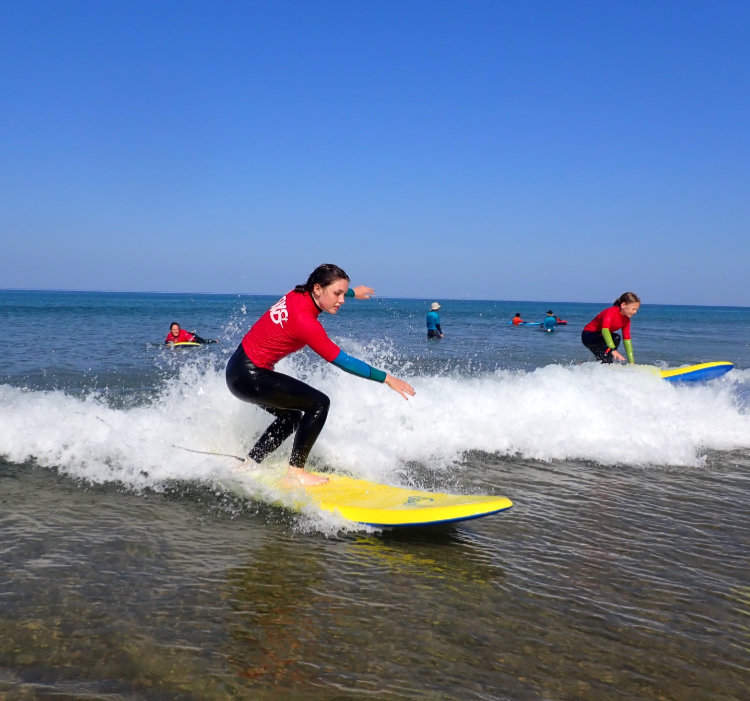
(542, 311), (557, 332)
(426, 302), (444, 339)
(226, 263), (415, 487)
(165, 322), (217, 345)
(512, 313), (523, 325)
(581, 292), (640, 363)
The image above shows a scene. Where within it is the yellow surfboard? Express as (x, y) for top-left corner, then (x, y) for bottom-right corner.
(295, 473), (513, 527)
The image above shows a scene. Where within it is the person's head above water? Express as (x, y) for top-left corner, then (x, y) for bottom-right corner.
(169, 322), (181, 337)
(614, 291), (641, 318)
(295, 264), (351, 315)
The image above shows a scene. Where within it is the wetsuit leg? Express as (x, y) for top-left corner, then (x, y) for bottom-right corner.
(246, 406), (302, 464)
(226, 346), (330, 468)
(581, 331), (621, 363)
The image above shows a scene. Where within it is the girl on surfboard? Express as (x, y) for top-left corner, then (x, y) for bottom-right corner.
(165, 322), (216, 345)
(581, 292), (641, 363)
(226, 264), (415, 487)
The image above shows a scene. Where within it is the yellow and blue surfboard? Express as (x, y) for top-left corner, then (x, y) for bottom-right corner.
(658, 361), (733, 383)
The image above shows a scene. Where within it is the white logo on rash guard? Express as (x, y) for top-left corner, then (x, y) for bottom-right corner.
(269, 296), (289, 327)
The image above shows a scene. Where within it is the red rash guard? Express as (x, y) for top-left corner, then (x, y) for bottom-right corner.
(583, 306), (631, 340)
(241, 291), (340, 370)
(166, 329), (196, 343)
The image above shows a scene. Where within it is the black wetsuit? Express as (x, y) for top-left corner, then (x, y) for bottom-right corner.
(581, 331), (621, 363)
(225, 346), (330, 468)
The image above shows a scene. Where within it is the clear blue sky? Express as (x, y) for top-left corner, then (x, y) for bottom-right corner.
(2, 0), (748, 305)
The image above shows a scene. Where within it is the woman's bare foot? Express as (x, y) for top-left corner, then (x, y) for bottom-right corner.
(281, 466), (329, 488)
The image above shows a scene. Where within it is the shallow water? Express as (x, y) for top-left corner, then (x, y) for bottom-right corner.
(1, 291), (749, 698)
(2, 456), (747, 700)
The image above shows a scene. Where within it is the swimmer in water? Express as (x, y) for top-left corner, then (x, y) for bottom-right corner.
(426, 302), (444, 339)
(542, 311), (557, 332)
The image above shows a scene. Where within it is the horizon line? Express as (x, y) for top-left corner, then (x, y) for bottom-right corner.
(1, 287), (748, 310)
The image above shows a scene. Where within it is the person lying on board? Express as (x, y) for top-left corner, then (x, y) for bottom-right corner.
(165, 322), (217, 345)
(581, 292), (640, 363)
(512, 313), (523, 325)
(226, 263), (415, 487)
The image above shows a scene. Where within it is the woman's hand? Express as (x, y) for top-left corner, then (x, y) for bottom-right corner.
(611, 349), (626, 363)
(385, 374), (415, 400)
(352, 285), (375, 299)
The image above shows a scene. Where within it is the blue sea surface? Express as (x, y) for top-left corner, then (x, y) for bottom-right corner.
(4, 289), (749, 380)
(1, 289), (749, 699)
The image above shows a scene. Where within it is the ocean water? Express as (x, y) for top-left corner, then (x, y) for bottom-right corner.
(1, 289), (748, 700)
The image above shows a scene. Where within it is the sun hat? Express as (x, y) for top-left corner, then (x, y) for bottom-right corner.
(430, 302), (441, 310)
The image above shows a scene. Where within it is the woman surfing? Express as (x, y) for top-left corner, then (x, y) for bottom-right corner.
(226, 264), (415, 486)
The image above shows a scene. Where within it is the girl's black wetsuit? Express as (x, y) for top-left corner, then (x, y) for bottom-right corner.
(226, 346), (330, 468)
(227, 289), (386, 468)
(581, 330), (621, 363)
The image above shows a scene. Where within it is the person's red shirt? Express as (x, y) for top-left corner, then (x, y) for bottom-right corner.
(241, 291), (340, 370)
(512, 317), (523, 325)
(165, 329), (196, 344)
(583, 306), (631, 339)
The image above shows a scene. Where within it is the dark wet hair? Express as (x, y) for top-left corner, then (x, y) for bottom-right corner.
(294, 264), (350, 294)
(614, 292), (641, 307)
(170, 321), (180, 329)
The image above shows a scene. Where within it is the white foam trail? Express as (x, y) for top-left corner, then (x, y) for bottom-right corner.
(1, 357), (749, 494)
(320, 361), (750, 473)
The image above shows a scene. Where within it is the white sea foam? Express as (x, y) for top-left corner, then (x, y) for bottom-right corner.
(1, 357), (749, 494)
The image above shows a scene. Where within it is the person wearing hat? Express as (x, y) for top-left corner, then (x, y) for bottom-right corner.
(542, 310), (557, 332)
(426, 302), (444, 339)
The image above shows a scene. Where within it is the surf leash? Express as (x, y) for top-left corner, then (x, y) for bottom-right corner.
(172, 444), (245, 462)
